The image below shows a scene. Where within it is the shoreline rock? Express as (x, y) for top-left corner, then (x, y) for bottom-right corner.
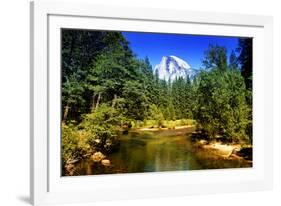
(65, 163), (75, 176)
(91, 151), (106, 162)
(101, 159), (111, 166)
(198, 140), (252, 160)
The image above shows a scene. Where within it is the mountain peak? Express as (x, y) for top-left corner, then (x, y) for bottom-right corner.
(154, 55), (197, 81)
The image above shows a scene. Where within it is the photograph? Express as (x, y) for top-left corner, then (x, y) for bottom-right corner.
(61, 29), (253, 176)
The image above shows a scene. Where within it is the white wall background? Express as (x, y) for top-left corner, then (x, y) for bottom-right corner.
(0, 0), (280, 205)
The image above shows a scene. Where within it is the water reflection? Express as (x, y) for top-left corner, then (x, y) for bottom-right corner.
(72, 128), (251, 176)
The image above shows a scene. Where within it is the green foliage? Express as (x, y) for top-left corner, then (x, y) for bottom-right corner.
(133, 119), (195, 129)
(195, 68), (251, 142)
(229, 50), (238, 70)
(162, 119), (195, 129)
(61, 30), (109, 119)
(202, 44), (228, 71)
(122, 81), (149, 121)
(192, 43), (252, 142)
(171, 77), (193, 119)
(61, 30), (135, 120)
(166, 101), (176, 120)
(62, 123), (91, 164)
(80, 104), (121, 150)
(147, 104), (165, 127)
(62, 73), (85, 121)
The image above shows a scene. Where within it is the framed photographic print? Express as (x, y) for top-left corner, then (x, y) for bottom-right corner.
(30, 0), (273, 205)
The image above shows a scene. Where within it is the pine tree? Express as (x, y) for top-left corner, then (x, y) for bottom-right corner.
(229, 50), (238, 70)
(202, 44), (227, 72)
(236, 38), (253, 89)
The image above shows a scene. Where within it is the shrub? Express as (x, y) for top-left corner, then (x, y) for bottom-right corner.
(146, 104), (164, 127)
(80, 103), (121, 152)
(61, 123), (91, 165)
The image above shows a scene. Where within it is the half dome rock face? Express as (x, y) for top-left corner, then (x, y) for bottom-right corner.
(154, 55), (198, 81)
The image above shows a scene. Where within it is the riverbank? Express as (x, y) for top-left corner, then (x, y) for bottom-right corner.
(192, 141), (252, 169)
(132, 125), (196, 137)
(64, 126), (252, 176)
(194, 140), (252, 166)
(136, 125), (194, 131)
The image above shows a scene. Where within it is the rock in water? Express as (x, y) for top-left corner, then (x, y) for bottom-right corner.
(101, 159), (111, 166)
(91, 151), (106, 162)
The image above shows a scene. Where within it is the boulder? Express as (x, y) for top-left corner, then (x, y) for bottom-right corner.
(65, 163), (75, 176)
(101, 159), (111, 166)
(91, 151), (106, 162)
(199, 139), (208, 145)
(65, 163), (74, 170)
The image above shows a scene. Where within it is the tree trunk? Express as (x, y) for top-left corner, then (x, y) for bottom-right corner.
(95, 93), (101, 110)
(112, 94), (117, 108)
(62, 104), (70, 123)
(91, 94), (96, 111)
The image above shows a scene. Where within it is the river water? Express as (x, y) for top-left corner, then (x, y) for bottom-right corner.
(69, 127), (252, 176)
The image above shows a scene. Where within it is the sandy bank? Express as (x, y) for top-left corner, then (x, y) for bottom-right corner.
(198, 141), (252, 161)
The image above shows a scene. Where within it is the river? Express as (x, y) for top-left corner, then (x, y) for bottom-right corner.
(68, 126), (252, 176)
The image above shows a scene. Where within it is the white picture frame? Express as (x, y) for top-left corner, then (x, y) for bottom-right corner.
(30, 0), (273, 205)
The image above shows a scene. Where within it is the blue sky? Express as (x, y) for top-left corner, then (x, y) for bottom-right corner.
(122, 32), (239, 70)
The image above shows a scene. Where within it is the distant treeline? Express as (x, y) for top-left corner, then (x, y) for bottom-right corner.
(61, 29), (252, 164)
